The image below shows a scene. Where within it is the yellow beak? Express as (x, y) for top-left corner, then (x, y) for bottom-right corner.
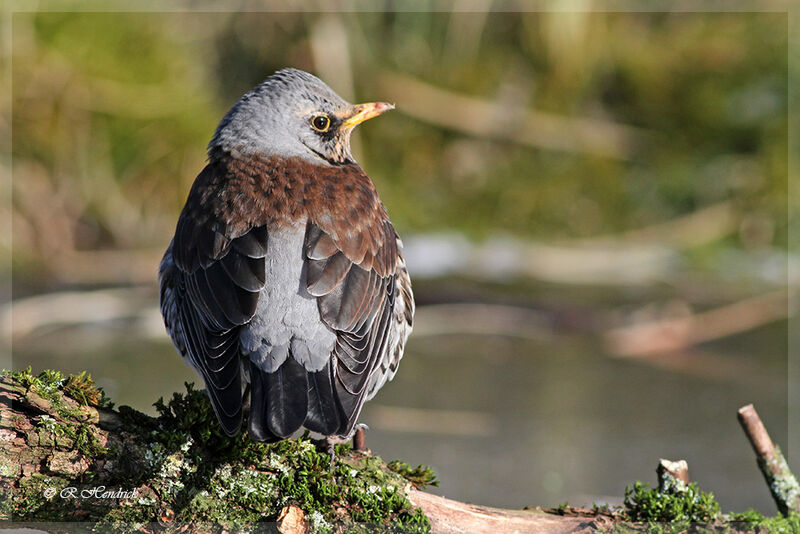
(341, 102), (394, 130)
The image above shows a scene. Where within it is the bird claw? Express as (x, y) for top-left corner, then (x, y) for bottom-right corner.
(326, 440), (336, 471)
(323, 423), (371, 470)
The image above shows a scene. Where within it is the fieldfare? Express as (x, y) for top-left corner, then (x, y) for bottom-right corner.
(159, 68), (414, 444)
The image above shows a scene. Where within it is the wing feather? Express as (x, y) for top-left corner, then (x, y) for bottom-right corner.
(306, 252), (352, 297)
(303, 221), (413, 436)
(159, 163), (269, 437)
(220, 252), (266, 292)
(308, 232), (340, 260)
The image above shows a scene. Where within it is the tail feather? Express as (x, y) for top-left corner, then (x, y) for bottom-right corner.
(304, 361), (343, 435)
(248, 356), (310, 441)
(266, 357), (308, 438)
(247, 360), (280, 442)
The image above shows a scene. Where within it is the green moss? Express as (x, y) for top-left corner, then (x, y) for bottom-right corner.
(11, 368), (800, 533)
(728, 509), (800, 533)
(35, 417), (106, 458)
(9, 366), (64, 390)
(3, 369), (108, 460)
(11, 367), (81, 421)
(0, 456), (21, 478)
(26, 396), (107, 459)
(139, 382), (431, 531)
(387, 461), (439, 488)
(41, 369), (67, 388)
(612, 480), (800, 534)
(624, 481), (720, 523)
(63, 371), (114, 409)
(74, 425), (107, 458)
(9, 366), (112, 411)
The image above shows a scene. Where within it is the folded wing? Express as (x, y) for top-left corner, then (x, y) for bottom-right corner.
(302, 220), (413, 436)
(159, 164), (268, 436)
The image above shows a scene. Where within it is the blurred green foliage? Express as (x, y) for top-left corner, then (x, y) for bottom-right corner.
(10, 11), (789, 278)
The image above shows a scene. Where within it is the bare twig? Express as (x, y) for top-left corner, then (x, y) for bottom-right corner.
(310, 14), (354, 102)
(583, 201), (737, 249)
(1, 286), (157, 340)
(352, 427), (367, 452)
(376, 71), (653, 160)
(404, 233), (678, 286)
(657, 459), (690, 492)
(13, 199), (742, 287)
(412, 303), (553, 341)
(737, 404), (800, 516)
(605, 290), (792, 357)
(47, 249), (163, 285)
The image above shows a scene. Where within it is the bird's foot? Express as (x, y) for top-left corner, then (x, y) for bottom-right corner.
(323, 434), (349, 471)
(326, 439), (336, 471)
(319, 423), (372, 470)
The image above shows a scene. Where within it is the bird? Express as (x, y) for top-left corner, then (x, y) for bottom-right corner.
(158, 68), (414, 447)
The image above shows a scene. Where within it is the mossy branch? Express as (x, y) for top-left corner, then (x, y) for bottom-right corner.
(0, 368), (433, 532)
(738, 404), (800, 517)
(0, 368), (594, 533)
(4, 368), (796, 533)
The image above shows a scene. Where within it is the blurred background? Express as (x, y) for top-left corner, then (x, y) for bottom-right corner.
(3, 7), (795, 514)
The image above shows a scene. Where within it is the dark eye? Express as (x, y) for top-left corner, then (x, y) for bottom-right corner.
(311, 115), (331, 132)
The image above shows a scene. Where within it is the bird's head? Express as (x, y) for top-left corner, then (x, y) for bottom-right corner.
(209, 68), (393, 165)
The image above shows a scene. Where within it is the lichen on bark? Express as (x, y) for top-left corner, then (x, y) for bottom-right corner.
(0, 368), (432, 533)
